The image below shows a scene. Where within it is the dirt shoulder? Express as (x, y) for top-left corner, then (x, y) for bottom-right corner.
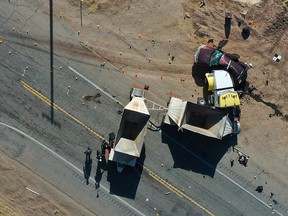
(0, 148), (94, 216)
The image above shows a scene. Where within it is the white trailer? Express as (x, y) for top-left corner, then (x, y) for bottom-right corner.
(164, 97), (239, 139)
(109, 89), (150, 172)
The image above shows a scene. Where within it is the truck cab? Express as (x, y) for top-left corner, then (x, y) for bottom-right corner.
(205, 70), (240, 108)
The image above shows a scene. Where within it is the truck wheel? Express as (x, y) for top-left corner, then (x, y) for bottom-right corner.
(197, 97), (206, 106)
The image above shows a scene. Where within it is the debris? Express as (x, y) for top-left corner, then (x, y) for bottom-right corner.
(208, 38), (214, 43)
(165, 192), (171, 195)
(242, 27), (250, 40)
(256, 185), (263, 193)
(26, 29), (29, 34)
(146, 198), (149, 201)
(270, 192), (274, 198)
(199, 0), (205, 8)
(273, 54), (281, 62)
(34, 42), (37, 46)
(67, 86), (71, 95)
(240, 11), (247, 19)
(224, 12), (232, 39)
(185, 12), (191, 18)
(26, 187), (40, 196)
(100, 62), (105, 67)
(230, 159), (234, 167)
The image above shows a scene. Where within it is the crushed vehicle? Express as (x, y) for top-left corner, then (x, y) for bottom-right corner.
(194, 40), (250, 91)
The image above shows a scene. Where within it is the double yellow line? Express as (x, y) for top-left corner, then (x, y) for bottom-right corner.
(144, 166), (215, 216)
(19, 79), (215, 216)
(19, 79), (106, 141)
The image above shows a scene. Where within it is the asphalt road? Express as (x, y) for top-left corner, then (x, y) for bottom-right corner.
(0, 1), (286, 216)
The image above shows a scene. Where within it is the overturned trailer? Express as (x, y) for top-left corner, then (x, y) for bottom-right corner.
(164, 97), (239, 139)
(109, 95), (150, 172)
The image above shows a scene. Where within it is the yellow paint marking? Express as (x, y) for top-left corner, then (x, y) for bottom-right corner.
(20, 79), (215, 216)
(19, 80), (106, 141)
(144, 166), (215, 216)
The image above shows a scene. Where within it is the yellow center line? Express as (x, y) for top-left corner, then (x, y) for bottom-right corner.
(144, 166), (215, 216)
(19, 80), (106, 141)
(19, 79), (215, 216)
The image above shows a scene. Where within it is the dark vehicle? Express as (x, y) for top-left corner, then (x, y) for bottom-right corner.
(194, 42), (249, 91)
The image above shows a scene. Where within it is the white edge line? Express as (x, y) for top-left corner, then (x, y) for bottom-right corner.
(68, 66), (124, 106)
(162, 133), (283, 216)
(0, 122), (145, 216)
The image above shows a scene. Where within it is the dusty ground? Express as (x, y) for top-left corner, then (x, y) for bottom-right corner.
(0, 148), (94, 216)
(1, 0), (288, 215)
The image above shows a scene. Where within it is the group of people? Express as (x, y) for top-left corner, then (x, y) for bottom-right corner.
(84, 147), (105, 163)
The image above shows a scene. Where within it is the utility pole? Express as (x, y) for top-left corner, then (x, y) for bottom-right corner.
(80, 0), (83, 26)
(50, 0), (54, 123)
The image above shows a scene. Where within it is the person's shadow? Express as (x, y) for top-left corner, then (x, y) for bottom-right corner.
(83, 158), (92, 185)
(95, 160), (105, 198)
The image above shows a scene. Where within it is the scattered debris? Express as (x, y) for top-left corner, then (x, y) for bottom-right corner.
(199, 0), (205, 8)
(67, 86), (71, 95)
(238, 151), (249, 166)
(230, 159), (234, 167)
(256, 185), (263, 193)
(242, 27), (250, 40)
(273, 54), (281, 62)
(185, 12), (191, 18)
(240, 11), (247, 19)
(165, 192), (171, 195)
(26, 187), (40, 196)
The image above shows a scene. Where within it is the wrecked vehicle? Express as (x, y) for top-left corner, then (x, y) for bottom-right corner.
(194, 40), (249, 91)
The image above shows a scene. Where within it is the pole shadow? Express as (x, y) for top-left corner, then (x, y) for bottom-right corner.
(161, 124), (237, 177)
(106, 145), (145, 199)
